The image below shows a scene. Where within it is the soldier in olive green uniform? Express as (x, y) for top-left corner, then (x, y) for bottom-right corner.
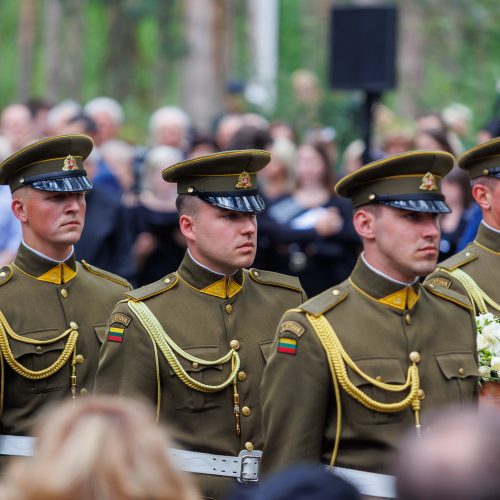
(0, 135), (131, 442)
(95, 150), (306, 500)
(428, 137), (500, 316)
(261, 151), (478, 499)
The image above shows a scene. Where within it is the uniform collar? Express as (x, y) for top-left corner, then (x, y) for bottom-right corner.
(475, 221), (500, 253)
(178, 252), (244, 298)
(349, 256), (419, 311)
(13, 243), (78, 284)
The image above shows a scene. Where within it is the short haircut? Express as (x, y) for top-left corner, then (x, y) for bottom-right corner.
(176, 194), (201, 217)
(471, 176), (499, 190)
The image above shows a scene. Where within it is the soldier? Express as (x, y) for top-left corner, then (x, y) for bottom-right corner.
(0, 135), (131, 443)
(428, 137), (500, 316)
(261, 151), (478, 499)
(95, 150), (307, 499)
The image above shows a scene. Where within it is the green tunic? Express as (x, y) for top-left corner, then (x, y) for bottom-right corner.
(429, 222), (500, 315)
(0, 244), (130, 436)
(261, 257), (478, 476)
(95, 253), (306, 500)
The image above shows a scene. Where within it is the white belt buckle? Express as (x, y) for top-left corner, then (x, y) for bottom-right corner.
(237, 449), (262, 483)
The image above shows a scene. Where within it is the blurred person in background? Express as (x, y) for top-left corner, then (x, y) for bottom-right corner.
(414, 128), (454, 155)
(148, 106), (192, 153)
(25, 98), (53, 139)
(187, 132), (219, 159)
(0, 396), (201, 500)
(0, 103), (36, 154)
(395, 407), (500, 500)
(266, 141), (359, 296)
(45, 99), (82, 137)
(0, 184), (22, 265)
(214, 113), (245, 151)
(83, 96), (124, 147)
(442, 102), (474, 152)
(132, 145), (186, 286)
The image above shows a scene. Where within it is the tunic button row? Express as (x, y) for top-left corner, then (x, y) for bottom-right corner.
(242, 406), (251, 417)
(404, 313), (411, 325)
(230, 339), (240, 350)
(60, 288), (68, 298)
(225, 304), (233, 314)
(237, 371), (247, 382)
(75, 354), (85, 364)
(69, 321), (78, 330)
(245, 441), (254, 451)
(409, 351), (420, 363)
(192, 362), (199, 369)
(35, 345), (42, 352)
(458, 367), (465, 376)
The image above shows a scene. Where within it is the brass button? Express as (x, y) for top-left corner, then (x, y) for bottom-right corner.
(368, 193), (376, 201)
(35, 345), (42, 352)
(187, 187), (194, 193)
(80, 388), (88, 396)
(164, 277), (171, 284)
(483, 169), (490, 176)
(225, 304), (233, 314)
(245, 441), (254, 452)
(19, 177), (24, 184)
(60, 288), (68, 298)
(375, 375), (383, 382)
(418, 389), (426, 400)
(192, 362), (199, 369)
(75, 354), (85, 364)
(405, 313), (411, 325)
(458, 367), (465, 376)
(409, 351), (421, 363)
(230, 340), (240, 350)
(242, 406), (251, 417)
(70, 321), (78, 330)
(332, 289), (340, 296)
(237, 371), (247, 382)
(253, 271), (260, 277)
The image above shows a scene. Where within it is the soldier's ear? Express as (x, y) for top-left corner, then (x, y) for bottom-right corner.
(11, 196), (28, 223)
(353, 207), (376, 240)
(179, 213), (196, 242)
(471, 182), (491, 211)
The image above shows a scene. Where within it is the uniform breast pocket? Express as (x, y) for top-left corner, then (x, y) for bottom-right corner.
(167, 345), (225, 412)
(93, 324), (107, 344)
(345, 357), (408, 425)
(435, 351), (478, 403)
(259, 340), (274, 364)
(8, 329), (69, 394)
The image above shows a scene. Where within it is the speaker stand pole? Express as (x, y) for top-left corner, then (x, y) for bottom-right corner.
(361, 91), (382, 164)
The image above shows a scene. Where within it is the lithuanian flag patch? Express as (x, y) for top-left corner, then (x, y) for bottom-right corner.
(108, 326), (125, 343)
(277, 337), (297, 355)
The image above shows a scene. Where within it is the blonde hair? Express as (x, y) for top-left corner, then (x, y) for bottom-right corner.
(3, 396), (200, 500)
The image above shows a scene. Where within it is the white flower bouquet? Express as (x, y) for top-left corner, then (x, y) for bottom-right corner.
(476, 313), (500, 382)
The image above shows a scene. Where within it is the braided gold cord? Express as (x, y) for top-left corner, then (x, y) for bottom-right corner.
(450, 269), (489, 315)
(0, 312), (78, 380)
(306, 313), (421, 466)
(129, 300), (240, 393)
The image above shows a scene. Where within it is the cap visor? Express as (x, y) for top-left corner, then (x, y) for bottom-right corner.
(380, 199), (451, 214)
(202, 194), (266, 213)
(30, 176), (93, 192)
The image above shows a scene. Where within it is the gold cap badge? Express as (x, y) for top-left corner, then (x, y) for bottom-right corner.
(419, 172), (437, 191)
(62, 155), (79, 171)
(236, 171), (252, 189)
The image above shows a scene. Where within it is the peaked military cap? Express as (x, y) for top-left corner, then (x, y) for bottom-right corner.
(162, 149), (270, 213)
(335, 150), (454, 213)
(0, 134), (93, 193)
(458, 136), (500, 179)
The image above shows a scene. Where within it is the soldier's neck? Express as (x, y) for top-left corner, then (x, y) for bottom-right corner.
(361, 253), (418, 286)
(21, 240), (74, 263)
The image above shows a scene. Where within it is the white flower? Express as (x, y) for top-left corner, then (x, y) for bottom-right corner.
(477, 333), (490, 351)
(479, 365), (491, 378)
(482, 322), (500, 344)
(491, 357), (500, 373)
(476, 313), (495, 329)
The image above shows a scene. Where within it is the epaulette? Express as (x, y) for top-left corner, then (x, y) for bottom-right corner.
(437, 245), (478, 271)
(248, 268), (303, 292)
(80, 260), (131, 288)
(126, 272), (178, 302)
(423, 278), (472, 310)
(300, 284), (348, 317)
(0, 265), (13, 286)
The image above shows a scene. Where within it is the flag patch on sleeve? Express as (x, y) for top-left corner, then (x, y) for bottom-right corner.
(108, 326), (125, 343)
(277, 337), (298, 355)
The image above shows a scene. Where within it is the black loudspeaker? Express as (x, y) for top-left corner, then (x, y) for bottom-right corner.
(329, 5), (397, 91)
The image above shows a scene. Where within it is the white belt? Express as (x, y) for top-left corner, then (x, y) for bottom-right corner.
(170, 448), (262, 483)
(0, 435), (35, 457)
(0, 435), (261, 483)
(327, 465), (397, 498)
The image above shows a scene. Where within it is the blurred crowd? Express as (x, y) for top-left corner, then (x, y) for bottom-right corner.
(1, 82), (499, 295)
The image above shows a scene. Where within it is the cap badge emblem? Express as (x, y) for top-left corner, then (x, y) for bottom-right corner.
(62, 155), (79, 171)
(236, 171), (252, 189)
(419, 172), (437, 191)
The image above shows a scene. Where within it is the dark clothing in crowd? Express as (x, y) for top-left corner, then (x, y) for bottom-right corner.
(439, 213), (468, 261)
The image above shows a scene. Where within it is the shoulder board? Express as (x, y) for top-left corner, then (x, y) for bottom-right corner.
(423, 279), (472, 310)
(248, 268), (303, 292)
(437, 245), (478, 271)
(126, 272), (178, 301)
(80, 260), (131, 288)
(300, 284), (348, 317)
(0, 265), (13, 286)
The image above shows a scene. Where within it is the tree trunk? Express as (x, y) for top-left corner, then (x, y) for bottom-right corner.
(17, 0), (37, 102)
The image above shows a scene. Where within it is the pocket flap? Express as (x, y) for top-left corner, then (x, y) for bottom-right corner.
(435, 352), (479, 379)
(94, 324), (107, 344)
(349, 357), (406, 387)
(8, 329), (65, 359)
(259, 340), (274, 362)
(167, 345), (223, 375)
